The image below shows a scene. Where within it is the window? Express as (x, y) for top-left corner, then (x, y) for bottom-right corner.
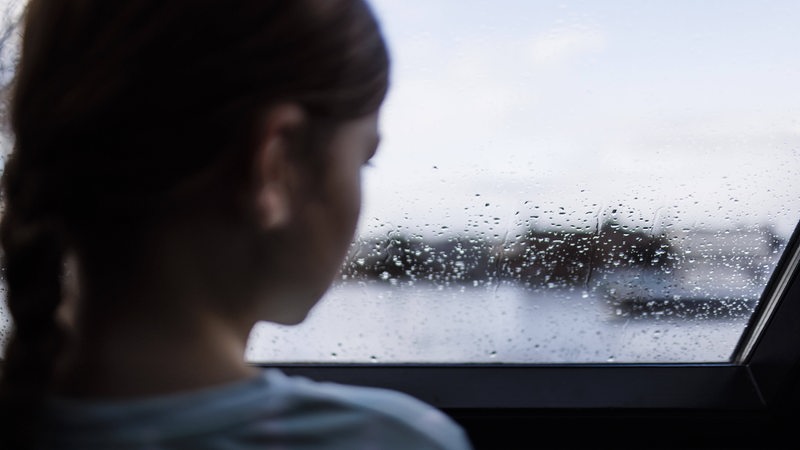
(255, 2), (800, 447)
(246, 0), (800, 366)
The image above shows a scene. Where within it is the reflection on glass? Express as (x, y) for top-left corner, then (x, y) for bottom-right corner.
(246, 0), (800, 364)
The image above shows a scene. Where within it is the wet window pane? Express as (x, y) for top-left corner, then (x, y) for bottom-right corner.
(246, 0), (800, 363)
(1, 1), (799, 364)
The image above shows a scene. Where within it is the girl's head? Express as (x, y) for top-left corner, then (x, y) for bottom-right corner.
(0, 0), (389, 444)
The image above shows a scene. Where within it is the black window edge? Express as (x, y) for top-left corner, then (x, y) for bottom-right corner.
(261, 221), (800, 414)
(739, 219), (800, 411)
(269, 363), (762, 410)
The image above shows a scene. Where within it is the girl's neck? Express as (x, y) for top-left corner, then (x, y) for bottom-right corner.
(52, 293), (259, 400)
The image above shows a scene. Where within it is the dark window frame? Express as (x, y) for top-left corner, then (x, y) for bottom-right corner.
(265, 223), (800, 448)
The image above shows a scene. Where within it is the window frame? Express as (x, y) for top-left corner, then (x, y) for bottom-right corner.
(265, 222), (800, 445)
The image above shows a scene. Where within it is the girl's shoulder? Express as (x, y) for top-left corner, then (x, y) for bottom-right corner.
(261, 368), (473, 450)
(41, 368), (473, 450)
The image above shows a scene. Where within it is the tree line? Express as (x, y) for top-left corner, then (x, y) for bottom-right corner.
(342, 222), (677, 287)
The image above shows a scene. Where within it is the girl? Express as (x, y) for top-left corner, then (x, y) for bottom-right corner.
(0, 1), (473, 449)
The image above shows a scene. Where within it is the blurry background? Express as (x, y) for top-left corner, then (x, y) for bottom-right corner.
(249, 0), (800, 364)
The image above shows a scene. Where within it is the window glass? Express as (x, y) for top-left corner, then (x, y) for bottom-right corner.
(246, 0), (800, 363)
(0, 0), (22, 350)
(1, 1), (799, 364)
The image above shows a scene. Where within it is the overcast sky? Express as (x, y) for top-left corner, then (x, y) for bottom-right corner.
(0, 1), (798, 240)
(361, 0), (800, 240)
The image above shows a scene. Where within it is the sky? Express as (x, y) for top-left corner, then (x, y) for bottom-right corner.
(0, 0), (798, 241)
(360, 0), (800, 240)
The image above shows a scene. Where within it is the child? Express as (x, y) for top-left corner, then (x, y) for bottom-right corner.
(0, 1), (473, 449)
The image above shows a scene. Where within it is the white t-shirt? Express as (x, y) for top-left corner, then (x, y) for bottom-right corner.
(39, 368), (473, 450)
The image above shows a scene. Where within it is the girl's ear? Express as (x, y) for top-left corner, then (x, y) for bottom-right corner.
(252, 103), (306, 230)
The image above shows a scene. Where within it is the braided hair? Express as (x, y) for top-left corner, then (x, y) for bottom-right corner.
(0, 1), (389, 447)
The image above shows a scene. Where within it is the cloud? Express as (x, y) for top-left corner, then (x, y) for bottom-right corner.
(529, 28), (607, 66)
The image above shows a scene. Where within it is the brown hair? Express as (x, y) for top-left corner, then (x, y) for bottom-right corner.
(0, 0), (389, 447)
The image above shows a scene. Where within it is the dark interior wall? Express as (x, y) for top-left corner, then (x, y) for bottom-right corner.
(450, 407), (797, 450)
